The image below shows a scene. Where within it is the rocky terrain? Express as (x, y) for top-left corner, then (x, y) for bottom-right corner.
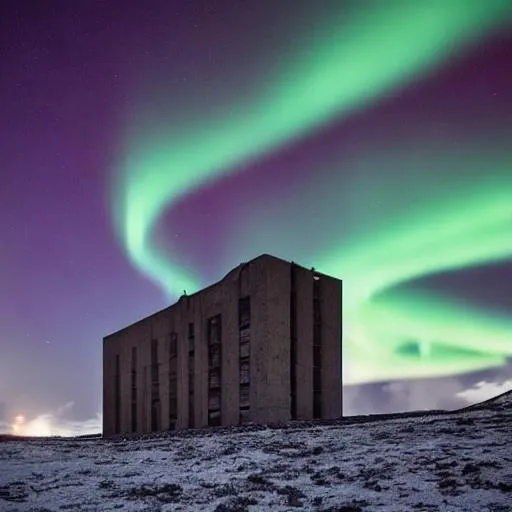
(0, 391), (511, 511)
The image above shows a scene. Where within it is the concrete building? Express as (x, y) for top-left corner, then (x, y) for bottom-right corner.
(103, 254), (342, 436)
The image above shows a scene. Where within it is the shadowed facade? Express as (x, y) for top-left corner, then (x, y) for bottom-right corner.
(103, 254), (342, 436)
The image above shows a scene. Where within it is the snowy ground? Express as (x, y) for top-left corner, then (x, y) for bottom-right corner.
(1, 393), (511, 512)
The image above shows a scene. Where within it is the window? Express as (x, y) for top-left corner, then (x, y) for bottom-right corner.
(131, 347), (137, 432)
(313, 275), (322, 419)
(238, 297), (251, 423)
(151, 339), (158, 363)
(168, 333), (178, 430)
(240, 383), (250, 424)
(313, 324), (322, 342)
(208, 343), (221, 369)
(239, 327), (250, 344)
(239, 360), (250, 385)
(239, 340), (250, 359)
(207, 314), (222, 426)
(114, 354), (121, 434)
(150, 339), (160, 432)
(313, 369), (322, 391)
(313, 391), (322, 419)
(209, 316), (221, 344)
(169, 334), (177, 357)
(239, 297), (250, 329)
(142, 366), (147, 431)
(239, 385), (250, 409)
(208, 392), (220, 411)
(188, 352), (195, 428)
(208, 368), (221, 389)
(313, 344), (322, 368)
(188, 322), (195, 353)
(290, 265), (297, 419)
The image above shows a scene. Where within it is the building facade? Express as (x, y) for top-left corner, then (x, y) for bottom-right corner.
(103, 254), (342, 436)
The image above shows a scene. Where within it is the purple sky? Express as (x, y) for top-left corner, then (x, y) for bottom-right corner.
(1, 1), (511, 434)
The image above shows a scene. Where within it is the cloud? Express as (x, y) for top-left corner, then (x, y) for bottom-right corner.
(19, 413), (102, 437)
(0, 401), (102, 437)
(381, 378), (469, 412)
(456, 379), (512, 404)
(343, 375), (512, 417)
(343, 377), (470, 416)
(55, 401), (75, 417)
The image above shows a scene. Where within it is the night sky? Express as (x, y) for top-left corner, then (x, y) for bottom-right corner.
(2, 0), (512, 436)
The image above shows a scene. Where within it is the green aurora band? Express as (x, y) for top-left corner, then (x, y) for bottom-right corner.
(113, 1), (512, 384)
(334, 209), (512, 384)
(235, 170), (512, 384)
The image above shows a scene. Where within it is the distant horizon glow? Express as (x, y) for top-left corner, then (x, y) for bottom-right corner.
(2, 380), (511, 437)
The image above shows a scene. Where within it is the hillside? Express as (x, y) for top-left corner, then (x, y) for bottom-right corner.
(0, 393), (510, 511)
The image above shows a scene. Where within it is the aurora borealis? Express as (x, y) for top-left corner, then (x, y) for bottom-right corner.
(113, 1), (512, 385)
(113, 0), (511, 299)
(1, 0), (512, 433)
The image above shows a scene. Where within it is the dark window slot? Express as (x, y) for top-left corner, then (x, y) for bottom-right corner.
(151, 343), (161, 432)
(208, 412), (221, 427)
(168, 333), (178, 429)
(313, 370), (322, 392)
(240, 342), (250, 359)
(290, 265), (297, 419)
(208, 368), (221, 389)
(240, 384), (250, 408)
(313, 391), (322, 419)
(313, 277), (322, 419)
(188, 349), (195, 428)
(240, 361), (250, 384)
(207, 314), (222, 426)
(239, 297), (251, 329)
(239, 408), (250, 424)
(313, 345), (322, 366)
(114, 354), (121, 434)
(238, 297), (251, 421)
(131, 347), (137, 432)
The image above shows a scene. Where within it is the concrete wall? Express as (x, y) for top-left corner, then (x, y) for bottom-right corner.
(319, 272), (343, 419)
(103, 254), (343, 436)
(295, 265), (314, 419)
(252, 256), (291, 423)
(102, 338), (115, 436)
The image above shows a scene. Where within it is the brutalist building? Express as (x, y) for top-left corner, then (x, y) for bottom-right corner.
(103, 254), (342, 436)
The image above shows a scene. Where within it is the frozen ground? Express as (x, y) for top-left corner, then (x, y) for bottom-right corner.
(1, 393), (511, 512)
